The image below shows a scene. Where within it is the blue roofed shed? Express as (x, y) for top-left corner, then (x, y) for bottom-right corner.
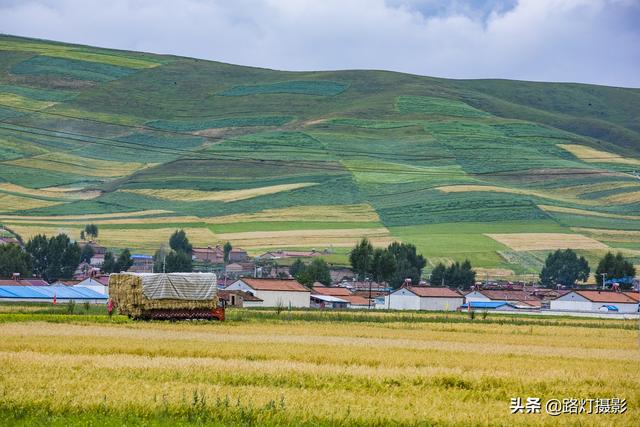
(0, 285), (107, 303)
(460, 301), (518, 311)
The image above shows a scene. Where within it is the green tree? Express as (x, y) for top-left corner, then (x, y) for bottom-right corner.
(387, 242), (427, 288)
(349, 238), (374, 280)
(164, 250), (193, 272)
(115, 248), (133, 272)
(0, 243), (32, 277)
(430, 260), (475, 289)
(289, 258), (306, 278)
(296, 257), (331, 287)
(371, 248), (396, 284)
(595, 252), (636, 288)
(169, 229), (193, 255)
(79, 244), (94, 263)
(223, 241), (232, 263)
(430, 263), (447, 286)
(80, 230), (85, 241)
(539, 249), (590, 288)
(25, 234), (49, 278)
(84, 224), (98, 240)
(102, 251), (117, 274)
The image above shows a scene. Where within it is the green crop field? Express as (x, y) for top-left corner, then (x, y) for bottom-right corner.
(1, 34), (640, 272)
(0, 307), (638, 426)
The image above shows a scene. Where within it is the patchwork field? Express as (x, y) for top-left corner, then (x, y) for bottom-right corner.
(0, 310), (637, 426)
(1, 34), (640, 272)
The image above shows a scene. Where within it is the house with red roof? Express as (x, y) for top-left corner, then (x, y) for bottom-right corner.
(551, 290), (639, 313)
(312, 285), (372, 309)
(225, 278), (310, 308)
(386, 286), (463, 311)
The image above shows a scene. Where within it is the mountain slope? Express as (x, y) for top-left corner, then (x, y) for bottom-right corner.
(1, 35), (639, 276)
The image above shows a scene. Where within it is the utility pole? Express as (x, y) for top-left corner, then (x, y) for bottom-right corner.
(601, 273), (607, 290)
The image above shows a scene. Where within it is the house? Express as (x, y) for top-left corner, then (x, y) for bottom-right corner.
(311, 294), (349, 309)
(192, 246), (224, 264)
(385, 286), (463, 311)
(224, 262), (255, 278)
(330, 268), (354, 284)
(312, 285), (373, 308)
(258, 250), (322, 260)
(0, 278), (49, 286)
(225, 278), (310, 308)
(460, 301), (519, 311)
(465, 289), (541, 308)
(228, 248), (249, 263)
(72, 277), (110, 295)
(218, 290), (263, 308)
(129, 254), (154, 273)
(0, 285), (107, 303)
(550, 290), (639, 313)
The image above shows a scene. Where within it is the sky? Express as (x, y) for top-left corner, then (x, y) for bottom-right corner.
(1, 0), (639, 88)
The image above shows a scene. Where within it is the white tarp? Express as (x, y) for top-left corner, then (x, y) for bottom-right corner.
(137, 273), (217, 300)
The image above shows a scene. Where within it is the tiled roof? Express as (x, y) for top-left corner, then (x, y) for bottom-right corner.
(623, 292), (640, 302)
(218, 290), (263, 302)
(238, 278), (308, 292)
(312, 286), (352, 296)
(575, 290), (638, 303)
(341, 295), (371, 306)
(479, 290), (540, 302)
(406, 286), (462, 298)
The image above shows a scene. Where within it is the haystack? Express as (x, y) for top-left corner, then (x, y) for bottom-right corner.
(109, 273), (218, 319)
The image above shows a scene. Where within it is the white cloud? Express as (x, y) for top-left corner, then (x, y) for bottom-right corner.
(0, 0), (638, 87)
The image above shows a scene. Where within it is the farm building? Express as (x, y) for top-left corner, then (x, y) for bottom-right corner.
(311, 294), (349, 309)
(218, 290), (263, 308)
(385, 286), (463, 311)
(228, 248), (249, 263)
(460, 301), (519, 311)
(258, 250), (323, 260)
(0, 278), (49, 286)
(550, 290), (639, 313)
(464, 289), (542, 308)
(71, 277), (110, 295)
(225, 278), (310, 308)
(224, 262), (255, 278)
(312, 285), (372, 308)
(0, 285), (107, 303)
(129, 254), (154, 273)
(192, 246), (224, 263)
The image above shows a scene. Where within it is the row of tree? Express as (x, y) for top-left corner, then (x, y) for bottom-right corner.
(349, 239), (427, 288)
(540, 249), (636, 288)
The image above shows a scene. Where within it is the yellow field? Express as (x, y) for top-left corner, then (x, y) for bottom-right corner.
(0, 183), (100, 200)
(215, 227), (394, 250)
(558, 144), (640, 166)
(0, 193), (62, 213)
(121, 183), (318, 203)
(538, 204), (640, 220)
(0, 315), (637, 426)
(208, 204), (381, 223)
(600, 191), (640, 204)
(485, 233), (609, 251)
(7, 152), (151, 178)
(0, 209), (171, 222)
(6, 225), (215, 252)
(0, 92), (55, 109)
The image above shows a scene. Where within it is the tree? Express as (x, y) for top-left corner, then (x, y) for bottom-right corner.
(595, 252), (636, 288)
(102, 251), (117, 274)
(25, 234), (49, 279)
(539, 249), (590, 288)
(0, 243), (31, 277)
(387, 242), (427, 288)
(430, 260), (475, 289)
(349, 238), (374, 280)
(164, 250), (192, 272)
(84, 224), (98, 240)
(169, 229), (192, 255)
(223, 241), (232, 263)
(289, 258), (306, 278)
(80, 230), (85, 241)
(296, 257), (331, 287)
(153, 245), (170, 273)
(79, 244), (94, 263)
(371, 248), (396, 284)
(115, 248), (133, 272)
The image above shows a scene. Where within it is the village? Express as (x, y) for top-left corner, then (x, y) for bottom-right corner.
(1, 235), (638, 316)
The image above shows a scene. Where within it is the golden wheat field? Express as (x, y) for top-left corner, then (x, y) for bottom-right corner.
(0, 310), (637, 426)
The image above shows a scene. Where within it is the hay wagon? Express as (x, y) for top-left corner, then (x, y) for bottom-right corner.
(108, 273), (224, 320)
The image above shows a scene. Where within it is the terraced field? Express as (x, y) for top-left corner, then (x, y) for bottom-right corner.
(1, 35), (640, 273)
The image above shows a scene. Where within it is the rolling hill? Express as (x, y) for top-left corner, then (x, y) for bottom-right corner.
(1, 34), (640, 277)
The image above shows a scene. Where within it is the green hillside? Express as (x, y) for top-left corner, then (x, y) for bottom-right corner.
(1, 34), (640, 277)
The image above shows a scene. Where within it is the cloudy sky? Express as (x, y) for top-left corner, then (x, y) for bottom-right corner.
(1, 0), (639, 87)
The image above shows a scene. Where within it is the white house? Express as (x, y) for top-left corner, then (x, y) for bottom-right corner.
(225, 278), (310, 308)
(385, 286), (463, 311)
(550, 290), (639, 313)
(73, 277), (109, 295)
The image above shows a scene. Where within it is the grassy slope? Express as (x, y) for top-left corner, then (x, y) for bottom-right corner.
(1, 35), (640, 272)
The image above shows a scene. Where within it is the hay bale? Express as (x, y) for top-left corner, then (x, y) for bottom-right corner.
(109, 273), (218, 319)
